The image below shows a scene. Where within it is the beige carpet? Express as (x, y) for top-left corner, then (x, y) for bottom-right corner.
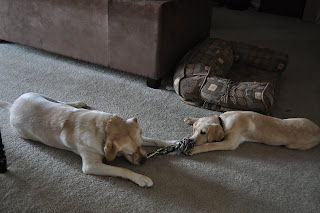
(1, 7), (320, 213)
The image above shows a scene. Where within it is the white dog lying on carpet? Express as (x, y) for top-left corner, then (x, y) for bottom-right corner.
(185, 111), (320, 155)
(0, 92), (173, 187)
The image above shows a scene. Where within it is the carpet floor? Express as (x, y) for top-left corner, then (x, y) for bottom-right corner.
(1, 7), (319, 213)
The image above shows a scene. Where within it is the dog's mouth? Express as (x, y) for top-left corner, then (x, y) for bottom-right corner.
(136, 156), (147, 165)
(188, 136), (206, 146)
(102, 154), (147, 165)
(123, 154), (147, 165)
(122, 148), (147, 165)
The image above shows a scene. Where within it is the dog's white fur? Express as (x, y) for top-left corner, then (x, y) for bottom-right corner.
(0, 93), (175, 187)
(185, 111), (320, 155)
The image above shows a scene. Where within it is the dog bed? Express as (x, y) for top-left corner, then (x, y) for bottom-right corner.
(173, 38), (288, 113)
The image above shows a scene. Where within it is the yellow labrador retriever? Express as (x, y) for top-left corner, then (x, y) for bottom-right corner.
(185, 111), (320, 155)
(0, 93), (172, 187)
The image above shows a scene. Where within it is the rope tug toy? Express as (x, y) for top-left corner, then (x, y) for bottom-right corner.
(147, 138), (195, 159)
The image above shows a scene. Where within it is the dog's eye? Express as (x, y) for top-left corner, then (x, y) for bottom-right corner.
(200, 130), (206, 135)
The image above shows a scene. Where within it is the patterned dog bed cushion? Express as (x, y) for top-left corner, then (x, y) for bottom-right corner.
(174, 38), (288, 113)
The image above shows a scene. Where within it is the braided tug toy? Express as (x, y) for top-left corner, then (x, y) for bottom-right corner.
(147, 138), (195, 158)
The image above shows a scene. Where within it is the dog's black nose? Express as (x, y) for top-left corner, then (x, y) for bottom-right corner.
(139, 157), (147, 165)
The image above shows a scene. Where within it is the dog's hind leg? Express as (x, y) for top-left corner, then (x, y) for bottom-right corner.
(37, 93), (91, 109)
(65, 101), (91, 109)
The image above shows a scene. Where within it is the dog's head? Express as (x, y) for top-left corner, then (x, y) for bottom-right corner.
(184, 115), (224, 145)
(104, 116), (146, 165)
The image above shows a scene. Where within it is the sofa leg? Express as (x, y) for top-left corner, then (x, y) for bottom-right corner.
(147, 78), (161, 89)
(0, 40), (9, 43)
(0, 130), (7, 173)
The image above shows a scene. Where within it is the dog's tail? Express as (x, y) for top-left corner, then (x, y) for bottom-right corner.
(0, 101), (12, 110)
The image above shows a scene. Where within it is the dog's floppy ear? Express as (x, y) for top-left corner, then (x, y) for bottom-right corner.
(208, 125), (224, 142)
(104, 139), (119, 162)
(184, 117), (198, 125)
(106, 115), (128, 137)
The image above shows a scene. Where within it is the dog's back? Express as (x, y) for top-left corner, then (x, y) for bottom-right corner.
(227, 111), (320, 150)
(1, 93), (113, 152)
(2, 93), (75, 143)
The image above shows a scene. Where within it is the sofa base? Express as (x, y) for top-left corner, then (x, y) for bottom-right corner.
(0, 0), (211, 85)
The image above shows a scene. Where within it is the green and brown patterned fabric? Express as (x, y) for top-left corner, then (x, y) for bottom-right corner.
(174, 38), (288, 113)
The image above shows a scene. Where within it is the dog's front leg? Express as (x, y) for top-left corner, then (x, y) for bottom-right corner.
(81, 154), (153, 187)
(190, 135), (241, 155)
(142, 136), (179, 147)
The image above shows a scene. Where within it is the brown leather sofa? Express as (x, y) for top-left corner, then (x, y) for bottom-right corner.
(0, 0), (211, 88)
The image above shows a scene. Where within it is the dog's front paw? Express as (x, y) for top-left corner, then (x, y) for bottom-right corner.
(184, 117), (198, 125)
(132, 174), (153, 187)
(184, 117), (193, 124)
(184, 149), (194, 156)
(187, 146), (203, 155)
